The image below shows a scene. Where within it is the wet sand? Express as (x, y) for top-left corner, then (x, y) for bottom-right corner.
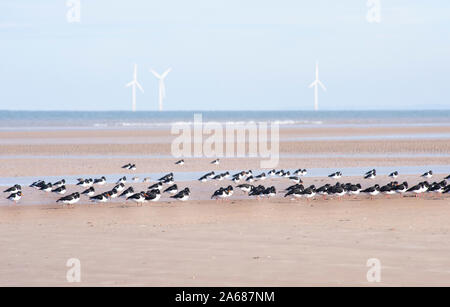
(1, 197), (450, 286)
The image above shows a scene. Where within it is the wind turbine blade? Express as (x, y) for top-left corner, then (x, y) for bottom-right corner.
(318, 80), (326, 91)
(126, 81), (134, 87)
(151, 70), (162, 79)
(136, 82), (144, 93)
(161, 68), (172, 79)
(309, 80), (317, 88)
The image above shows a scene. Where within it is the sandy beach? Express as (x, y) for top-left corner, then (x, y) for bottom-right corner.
(1, 125), (450, 286)
(1, 197), (450, 286)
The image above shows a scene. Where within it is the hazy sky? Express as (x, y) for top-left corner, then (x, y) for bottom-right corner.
(1, 0), (449, 111)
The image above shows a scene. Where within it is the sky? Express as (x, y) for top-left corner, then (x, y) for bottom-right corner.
(0, 0), (449, 111)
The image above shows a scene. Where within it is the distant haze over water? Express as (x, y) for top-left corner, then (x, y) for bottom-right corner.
(0, 110), (449, 130)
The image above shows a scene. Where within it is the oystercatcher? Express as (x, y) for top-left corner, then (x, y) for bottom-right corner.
(57, 192), (80, 207)
(4, 184), (21, 194)
(52, 185), (66, 195)
(81, 187), (96, 197)
(163, 184), (178, 194)
(7, 191), (22, 203)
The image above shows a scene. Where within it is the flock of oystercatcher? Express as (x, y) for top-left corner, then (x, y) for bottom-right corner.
(2, 158), (449, 207)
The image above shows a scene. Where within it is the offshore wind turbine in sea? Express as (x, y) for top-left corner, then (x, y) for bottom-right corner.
(309, 62), (326, 111)
(126, 64), (144, 112)
(150, 68), (171, 111)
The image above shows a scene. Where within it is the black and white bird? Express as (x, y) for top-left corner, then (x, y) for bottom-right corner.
(90, 192), (110, 203)
(302, 187), (316, 199)
(145, 190), (161, 202)
(388, 171), (399, 179)
(211, 187), (227, 200)
(163, 184), (178, 194)
(213, 173), (225, 181)
(255, 172), (266, 181)
(285, 183), (304, 192)
(30, 180), (44, 189)
(7, 191), (22, 203)
(107, 188), (119, 199)
(211, 159), (220, 165)
(294, 169), (307, 176)
(52, 185), (66, 195)
(428, 181), (447, 193)
(148, 182), (163, 191)
(119, 187), (134, 198)
(365, 169), (376, 176)
(225, 185), (234, 197)
(122, 163), (136, 170)
(262, 186), (276, 198)
(329, 185), (345, 198)
(116, 176), (127, 184)
(364, 170), (376, 180)
(407, 182), (426, 196)
(127, 192), (146, 205)
(232, 171), (245, 180)
(392, 182), (407, 194)
(81, 187), (96, 197)
(113, 183), (125, 192)
(445, 174), (450, 181)
(162, 176), (174, 185)
(421, 170), (433, 178)
(328, 171), (342, 179)
(245, 176), (255, 183)
(175, 159), (185, 165)
(282, 171), (291, 178)
(231, 176), (241, 184)
(380, 183), (396, 196)
(198, 172), (215, 182)
(362, 184), (380, 197)
(53, 179), (66, 188)
(39, 182), (53, 192)
(158, 173), (173, 182)
(268, 169), (276, 176)
(171, 188), (191, 201)
(57, 192), (80, 206)
(284, 188), (303, 199)
(346, 184), (362, 196)
(4, 184), (21, 194)
(275, 170), (284, 176)
(237, 184), (253, 194)
(77, 178), (93, 188)
(93, 176), (106, 185)
(316, 184), (330, 197)
(249, 185), (266, 197)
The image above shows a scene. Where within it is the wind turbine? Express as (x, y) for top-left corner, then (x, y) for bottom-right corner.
(126, 64), (144, 112)
(150, 68), (171, 111)
(309, 62), (326, 111)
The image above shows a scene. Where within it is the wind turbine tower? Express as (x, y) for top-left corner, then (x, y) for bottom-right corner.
(151, 68), (172, 111)
(125, 64), (144, 112)
(309, 62), (326, 111)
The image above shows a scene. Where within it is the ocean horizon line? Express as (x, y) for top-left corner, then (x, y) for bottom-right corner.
(1, 109), (450, 112)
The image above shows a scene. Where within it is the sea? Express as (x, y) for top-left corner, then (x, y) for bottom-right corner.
(0, 110), (449, 130)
